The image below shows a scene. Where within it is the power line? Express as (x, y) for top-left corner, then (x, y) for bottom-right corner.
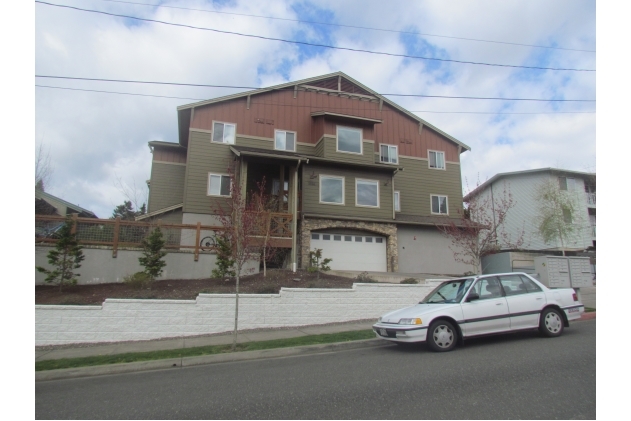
(34, 75), (597, 102)
(94, 0), (596, 53)
(36, 1), (596, 72)
(35, 84), (596, 114)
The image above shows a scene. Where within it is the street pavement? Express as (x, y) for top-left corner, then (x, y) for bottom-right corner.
(36, 319), (596, 419)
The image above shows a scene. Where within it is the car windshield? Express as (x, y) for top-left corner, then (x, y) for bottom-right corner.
(422, 278), (474, 304)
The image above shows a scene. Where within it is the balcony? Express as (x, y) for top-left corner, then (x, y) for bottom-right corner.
(586, 193), (596, 206)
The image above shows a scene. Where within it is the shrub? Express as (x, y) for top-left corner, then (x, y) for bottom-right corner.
(138, 227), (167, 288)
(400, 278), (419, 284)
(356, 272), (377, 283)
(36, 216), (85, 292)
(123, 272), (151, 290)
(308, 248), (332, 280)
(211, 234), (236, 278)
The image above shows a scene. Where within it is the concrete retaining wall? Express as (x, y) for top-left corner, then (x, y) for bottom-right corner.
(35, 282), (441, 346)
(35, 246), (259, 284)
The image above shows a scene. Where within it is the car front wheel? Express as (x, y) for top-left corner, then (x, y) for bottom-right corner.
(539, 308), (564, 337)
(427, 320), (457, 352)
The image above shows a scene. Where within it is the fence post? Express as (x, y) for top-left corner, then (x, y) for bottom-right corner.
(194, 222), (201, 261)
(70, 213), (78, 235)
(112, 217), (121, 258)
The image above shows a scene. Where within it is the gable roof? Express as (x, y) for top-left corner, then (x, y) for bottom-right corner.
(35, 189), (98, 218)
(463, 167), (596, 201)
(176, 71), (470, 152)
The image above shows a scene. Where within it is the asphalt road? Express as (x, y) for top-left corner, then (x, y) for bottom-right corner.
(36, 320), (596, 419)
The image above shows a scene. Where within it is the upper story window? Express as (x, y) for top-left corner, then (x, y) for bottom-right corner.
(431, 194), (448, 215)
(380, 144), (398, 164)
(275, 130), (296, 151)
(559, 176), (576, 191)
(394, 191), (401, 212)
(320, 175), (345, 205)
(429, 150), (445, 169)
(337, 126), (362, 154)
(212, 121), (236, 144)
(356, 179), (379, 208)
(208, 173), (231, 197)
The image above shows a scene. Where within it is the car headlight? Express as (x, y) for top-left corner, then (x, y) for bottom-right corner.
(399, 318), (422, 325)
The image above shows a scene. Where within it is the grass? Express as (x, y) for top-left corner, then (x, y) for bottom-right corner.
(585, 307), (596, 312)
(35, 329), (376, 372)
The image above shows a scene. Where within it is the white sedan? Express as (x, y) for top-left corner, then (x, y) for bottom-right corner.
(373, 272), (584, 352)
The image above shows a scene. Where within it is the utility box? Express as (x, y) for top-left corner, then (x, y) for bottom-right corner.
(534, 256), (593, 289)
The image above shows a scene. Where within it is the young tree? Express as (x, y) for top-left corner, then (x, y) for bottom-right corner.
(533, 178), (586, 256)
(248, 178), (280, 278)
(307, 248), (332, 280)
(212, 168), (272, 351)
(114, 175), (148, 218)
(211, 233), (236, 278)
(36, 216), (85, 292)
(138, 227), (167, 288)
(35, 143), (54, 191)
(437, 179), (525, 273)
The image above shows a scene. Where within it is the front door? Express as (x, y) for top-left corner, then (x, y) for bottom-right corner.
(460, 277), (510, 336)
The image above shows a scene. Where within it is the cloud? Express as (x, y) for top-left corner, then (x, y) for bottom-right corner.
(35, 0), (595, 216)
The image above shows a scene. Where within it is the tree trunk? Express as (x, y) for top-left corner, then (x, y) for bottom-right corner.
(263, 247), (267, 278)
(232, 270), (240, 351)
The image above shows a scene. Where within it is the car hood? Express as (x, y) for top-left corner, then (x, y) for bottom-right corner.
(379, 303), (458, 323)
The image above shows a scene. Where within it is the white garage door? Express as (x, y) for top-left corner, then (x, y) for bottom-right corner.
(310, 233), (387, 272)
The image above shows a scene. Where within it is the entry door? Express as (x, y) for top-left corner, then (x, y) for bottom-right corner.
(460, 277), (510, 336)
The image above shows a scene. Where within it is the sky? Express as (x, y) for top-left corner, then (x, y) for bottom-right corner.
(31, 0), (597, 218)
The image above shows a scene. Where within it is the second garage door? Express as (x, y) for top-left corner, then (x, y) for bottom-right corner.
(310, 233), (387, 272)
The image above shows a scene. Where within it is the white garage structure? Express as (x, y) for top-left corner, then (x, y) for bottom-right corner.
(310, 232), (387, 272)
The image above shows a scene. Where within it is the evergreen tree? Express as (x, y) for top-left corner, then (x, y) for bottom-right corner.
(138, 227), (167, 287)
(36, 216), (85, 292)
(111, 200), (146, 220)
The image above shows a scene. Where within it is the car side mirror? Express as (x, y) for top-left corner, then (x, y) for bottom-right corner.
(466, 292), (480, 302)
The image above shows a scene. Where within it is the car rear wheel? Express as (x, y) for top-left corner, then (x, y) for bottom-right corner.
(539, 308), (564, 337)
(427, 320), (457, 352)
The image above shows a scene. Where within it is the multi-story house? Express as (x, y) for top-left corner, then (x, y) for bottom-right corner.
(143, 72), (471, 275)
(463, 168), (596, 273)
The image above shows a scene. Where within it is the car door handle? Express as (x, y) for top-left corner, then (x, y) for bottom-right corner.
(496, 302), (503, 305)
(536, 297), (543, 300)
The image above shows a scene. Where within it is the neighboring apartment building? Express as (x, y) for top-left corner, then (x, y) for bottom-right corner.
(143, 72), (472, 275)
(463, 168), (596, 273)
(35, 188), (98, 218)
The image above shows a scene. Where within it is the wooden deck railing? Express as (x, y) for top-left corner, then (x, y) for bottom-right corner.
(35, 213), (293, 261)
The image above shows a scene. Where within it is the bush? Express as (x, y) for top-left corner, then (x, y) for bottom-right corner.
(400, 278), (419, 284)
(123, 272), (151, 290)
(211, 234), (236, 278)
(138, 227), (167, 288)
(356, 272), (377, 283)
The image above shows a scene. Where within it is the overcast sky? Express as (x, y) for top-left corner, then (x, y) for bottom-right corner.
(33, 0), (597, 218)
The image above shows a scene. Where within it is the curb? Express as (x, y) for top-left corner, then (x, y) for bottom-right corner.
(578, 311), (596, 321)
(35, 338), (389, 382)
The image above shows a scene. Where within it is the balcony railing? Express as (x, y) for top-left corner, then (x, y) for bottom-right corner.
(586, 193), (596, 206)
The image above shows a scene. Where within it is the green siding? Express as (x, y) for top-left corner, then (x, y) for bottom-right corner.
(236, 136), (274, 150)
(321, 137), (374, 164)
(297, 143), (315, 155)
(148, 163), (186, 212)
(183, 131), (233, 214)
(301, 163), (393, 220)
(145, 209), (183, 224)
(314, 137), (326, 157)
(394, 157), (463, 218)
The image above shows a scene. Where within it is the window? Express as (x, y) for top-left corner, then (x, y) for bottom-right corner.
(207, 173), (231, 196)
(563, 208), (572, 224)
(519, 275), (542, 292)
(320, 175), (344, 205)
(344, 236), (352, 241)
(380, 144), (398, 164)
(429, 150), (445, 169)
(558, 176), (576, 191)
(272, 179), (289, 203)
(275, 130), (296, 151)
(394, 191), (401, 212)
(323, 234), (330, 240)
(431, 195), (448, 214)
(498, 275), (528, 296)
(366, 237), (373, 243)
(375, 237), (383, 243)
(470, 277), (502, 300)
(311, 233), (320, 240)
(355, 236), (362, 242)
(212, 121), (236, 144)
(356, 179), (379, 207)
(334, 235), (341, 241)
(337, 126), (362, 154)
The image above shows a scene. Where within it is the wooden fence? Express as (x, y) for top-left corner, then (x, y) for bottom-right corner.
(35, 212), (293, 261)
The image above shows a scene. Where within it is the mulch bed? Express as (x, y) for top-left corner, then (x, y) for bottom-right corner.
(35, 270), (358, 306)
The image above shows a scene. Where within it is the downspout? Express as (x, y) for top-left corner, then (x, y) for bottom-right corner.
(291, 159), (301, 272)
(490, 181), (497, 246)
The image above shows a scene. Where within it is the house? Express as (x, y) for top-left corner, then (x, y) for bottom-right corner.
(463, 168), (596, 274)
(143, 72), (472, 275)
(35, 188), (98, 218)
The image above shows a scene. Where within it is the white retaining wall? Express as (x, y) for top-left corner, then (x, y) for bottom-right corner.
(35, 282), (441, 346)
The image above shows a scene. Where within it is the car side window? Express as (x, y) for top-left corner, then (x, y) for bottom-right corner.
(471, 277), (502, 300)
(498, 275), (528, 296)
(519, 275), (543, 293)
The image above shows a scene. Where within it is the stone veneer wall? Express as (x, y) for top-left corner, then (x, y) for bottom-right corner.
(299, 218), (398, 271)
(35, 282), (441, 346)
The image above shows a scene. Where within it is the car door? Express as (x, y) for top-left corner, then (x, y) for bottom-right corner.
(460, 277), (510, 336)
(498, 274), (547, 330)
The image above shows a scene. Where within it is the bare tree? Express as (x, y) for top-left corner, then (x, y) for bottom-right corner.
(114, 175), (148, 216)
(248, 178), (280, 278)
(533, 177), (587, 256)
(212, 168), (272, 351)
(437, 179), (525, 273)
(35, 143), (54, 191)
